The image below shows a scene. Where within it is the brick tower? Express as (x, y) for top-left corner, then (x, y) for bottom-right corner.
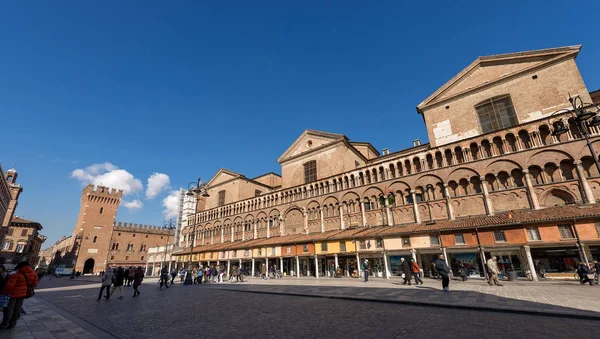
(72, 185), (122, 274)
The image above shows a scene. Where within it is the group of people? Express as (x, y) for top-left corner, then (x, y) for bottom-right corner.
(0, 261), (38, 330)
(158, 264), (248, 287)
(97, 265), (144, 300)
(260, 264), (282, 279)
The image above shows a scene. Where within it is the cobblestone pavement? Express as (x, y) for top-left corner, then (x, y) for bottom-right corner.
(205, 275), (600, 318)
(29, 277), (600, 339)
(0, 296), (113, 339)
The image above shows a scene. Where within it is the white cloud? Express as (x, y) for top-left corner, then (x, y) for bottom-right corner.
(162, 190), (180, 220)
(70, 162), (143, 195)
(122, 199), (143, 211)
(146, 173), (170, 199)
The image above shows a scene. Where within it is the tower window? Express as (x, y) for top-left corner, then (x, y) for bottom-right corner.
(303, 160), (317, 184)
(100, 207), (103, 214)
(93, 236), (97, 243)
(141, 256), (144, 261)
(475, 95), (518, 134)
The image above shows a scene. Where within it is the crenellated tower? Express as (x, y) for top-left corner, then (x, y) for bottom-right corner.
(72, 185), (122, 274)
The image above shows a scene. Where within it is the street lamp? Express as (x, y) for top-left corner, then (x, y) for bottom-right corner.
(548, 94), (600, 173)
(162, 219), (176, 272)
(184, 177), (210, 285)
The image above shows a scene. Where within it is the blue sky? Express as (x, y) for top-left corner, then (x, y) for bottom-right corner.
(1, 1), (599, 246)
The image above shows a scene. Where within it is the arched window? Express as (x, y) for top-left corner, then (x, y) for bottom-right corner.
(93, 236), (97, 243)
(475, 95), (518, 134)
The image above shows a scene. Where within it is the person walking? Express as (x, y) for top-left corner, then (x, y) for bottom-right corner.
(179, 268), (186, 284)
(127, 267), (135, 286)
(0, 261), (38, 329)
(401, 258), (412, 285)
(362, 260), (370, 282)
(170, 269), (177, 286)
(160, 266), (170, 289)
(260, 263), (267, 280)
(577, 262), (594, 286)
(486, 256), (503, 286)
(133, 267), (144, 297)
(97, 266), (114, 301)
(435, 254), (450, 292)
(410, 259), (423, 285)
(110, 267), (125, 299)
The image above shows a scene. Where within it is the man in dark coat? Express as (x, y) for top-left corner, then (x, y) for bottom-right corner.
(110, 267), (125, 299)
(435, 254), (451, 292)
(401, 258), (412, 285)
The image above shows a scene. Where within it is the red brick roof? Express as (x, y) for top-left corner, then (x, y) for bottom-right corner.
(173, 204), (600, 255)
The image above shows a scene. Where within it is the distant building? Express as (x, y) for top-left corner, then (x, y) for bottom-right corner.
(0, 167), (23, 244)
(0, 217), (45, 268)
(176, 188), (197, 246)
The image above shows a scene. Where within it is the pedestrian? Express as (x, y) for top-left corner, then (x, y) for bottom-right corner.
(260, 263), (267, 280)
(211, 265), (218, 283)
(127, 267), (135, 286)
(362, 259), (370, 282)
(577, 262), (594, 286)
(0, 261), (38, 329)
(486, 256), (503, 286)
(133, 267), (144, 297)
(110, 266), (125, 299)
(97, 266), (114, 301)
(459, 263), (470, 282)
(435, 254), (450, 292)
(179, 268), (186, 283)
(411, 259), (424, 285)
(160, 266), (170, 289)
(123, 268), (130, 286)
(401, 258), (412, 285)
(196, 265), (203, 284)
(170, 269), (177, 286)
(192, 267), (198, 284)
(219, 266), (225, 283)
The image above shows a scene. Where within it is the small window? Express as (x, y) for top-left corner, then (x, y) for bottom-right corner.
(133, 234), (136, 237)
(286, 246), (291, 254)
(494, 230), (506, 243)
(269, 220), (274, 228)
(558, 224), (575, 239)
(16, 244), (25, 253)
(100, 207), (103, 214)
(21, 229), (27, 236)
(146, 235), (148, 238)
(402, 238), (411, 246)
(110, 256), (114, 260)
(415, 194), (424, 203)
(429, 235), (440, 246)
(454, 234), (465, 245)
(363, 201), (372, 211)
(339, 242), (346, 252)
(303, 160), (317, 184)
(321, 243), (328, 252)
(218, 190), (226, 207)
(376, 239), (383, 248)
(527, 227), (542, 241)
(258, 248), (262, 256)
(359, 241), (366, 250)
(303, 245), (309, 253)
(245, 250), (250, 257)
(118, 233), (121, 236)
(93, 236), (97, 243)
(141, 256), (144, 261)
(125, 256), (129, 260)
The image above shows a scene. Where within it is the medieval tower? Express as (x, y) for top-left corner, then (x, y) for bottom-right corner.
(72, 185), (122, 273)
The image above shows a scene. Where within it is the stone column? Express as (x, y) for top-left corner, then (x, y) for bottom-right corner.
(221, 227), (224, 243)
(303, 212), (309, 234)
(360, 200), (367, 226)
(227, 260), (231, 280)
(230, 226), (234, 242)
(296, 256), (300, 277)
(479, 176), (494, 216)
(314, 255), (319, 279)
(411, 248), (417, 262)
(411, 191), (421, 223)
(280, 257), (283, 273)
(334, 253), (339, 272)
(523, 245), (538, 281)
(201, 231), (205, 246)
(251, 258), (255, 278)
(575, 160), (595, 204)
(339, 204), (345, 230)
(267, 219), (271, 239)
(253, 220), (257, 239)
(320, 208), (325, 233)
(384, 197), (393, 226)
(443, 184), (454, 220)
(522, 170), (540, 210)
(356, 252), (361, 276)
(382, 251), (390, 279)
(242, 224), (245, 241)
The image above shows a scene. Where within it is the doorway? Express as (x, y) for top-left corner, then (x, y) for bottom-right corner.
(83, 258), (95, 274)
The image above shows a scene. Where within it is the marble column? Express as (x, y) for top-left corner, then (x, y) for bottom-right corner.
(479, 176), (494, 216)
(230, 226), (234, 242)
(384, 197), (393, 226)
(267, 219), (271, 239)
(339, 204), (345, 230)
(523, 245), (538, 281)
(320, 207), (325, 233)
(280, 257), (283, 274)
(334, 253), (339, 272)
(522, 170), (540, 210)
(382, 251), (390, 279)
(296, 256), (300, 277)
(251, 258), (255, 278)
(411, 191), (421, 223)
(575, 160), (595, 204)
(360, 200), (367, 226)
(221, 227), (224, 243)
(253, 220), (257, 239)
(356, 252), (361, 276)
(443, 184), (454, 220)
(303, 212), (309, 234)
(314, 255), (319, 279)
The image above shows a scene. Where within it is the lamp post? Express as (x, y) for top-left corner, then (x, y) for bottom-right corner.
(548, 94), (600, 173)
(184, 177), (210, 285)
(162, 219), (176, 271)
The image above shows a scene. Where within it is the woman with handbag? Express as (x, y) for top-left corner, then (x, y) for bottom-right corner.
(0, 261), (38, 329)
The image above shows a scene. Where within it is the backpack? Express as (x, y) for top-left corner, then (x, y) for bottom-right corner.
(21, 273), (35, 299)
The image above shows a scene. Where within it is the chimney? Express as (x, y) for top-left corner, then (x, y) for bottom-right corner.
(382, 148), (390, 155)
(413, 139), (421, 147)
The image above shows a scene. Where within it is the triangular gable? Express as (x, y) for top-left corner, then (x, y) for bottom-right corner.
(277, 130), (347, 163)
(417, 45), (582, 111)
(206, 168), (244, 187)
